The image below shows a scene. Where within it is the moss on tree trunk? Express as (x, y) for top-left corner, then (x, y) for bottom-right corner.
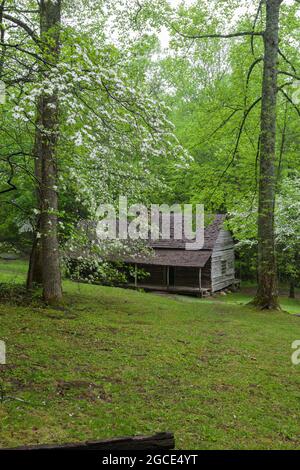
(252, 0), (283, 310)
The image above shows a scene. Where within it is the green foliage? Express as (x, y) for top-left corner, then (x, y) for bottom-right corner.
(64, 258), (149, 287)
(1, 0), (300, 284)
(0, 282), (41, 306)
(65, 259), (128, 286)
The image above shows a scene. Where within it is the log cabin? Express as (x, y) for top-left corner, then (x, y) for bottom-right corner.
(71, 214), (236, 297)
(123, 214), (236, 297)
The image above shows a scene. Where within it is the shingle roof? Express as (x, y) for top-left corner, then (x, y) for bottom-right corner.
(122, 214), (226, 268)
(149, 213), (226, 250)
(122, 249), (212, 268)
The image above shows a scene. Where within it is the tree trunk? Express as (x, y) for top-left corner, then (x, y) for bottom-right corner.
(253, 0), (283, 310)
(289, 280), (295, 299)
(26, 228), (43, 289)
(39, 0), (62, 303)
(27, 98), (44, 289)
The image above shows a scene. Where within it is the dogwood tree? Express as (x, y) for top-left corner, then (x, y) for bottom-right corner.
(276, 174), (300, 298)
(0, 0), (187, 303)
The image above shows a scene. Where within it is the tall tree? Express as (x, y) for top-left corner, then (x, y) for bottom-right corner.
(1, 1), (184, 303)
(253, 0), (283, 309)
(165, 0), (299, 309)
(38, 0), (62, 303)
(0, 1), (62, 301)
(26, 98), (43, 291)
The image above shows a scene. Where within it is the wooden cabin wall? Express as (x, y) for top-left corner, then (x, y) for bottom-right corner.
(139, 264), (166, 286)
(211, 230), (235, 292)
(174, 267), (200, 288)
(201, 259), (212, 289)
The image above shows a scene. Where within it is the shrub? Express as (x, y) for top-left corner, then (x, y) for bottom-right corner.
(64, 258), (149, 287)
(0, 283), (41, 306)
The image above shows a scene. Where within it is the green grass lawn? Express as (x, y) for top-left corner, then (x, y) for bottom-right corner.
(218, 291), (300, 314)
(1, 261), (300, 449)
(173, 290), (300, 315)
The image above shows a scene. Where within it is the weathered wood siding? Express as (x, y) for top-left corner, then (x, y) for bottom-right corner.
(201, 258), (212, 289)
(211, 230), (235, 292)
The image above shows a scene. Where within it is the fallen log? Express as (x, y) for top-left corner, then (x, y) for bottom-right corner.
(3, 432), (175, 451)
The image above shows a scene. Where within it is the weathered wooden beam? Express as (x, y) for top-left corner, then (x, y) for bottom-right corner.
(4, 432), (175, 451)
(199, 267), (202, 293)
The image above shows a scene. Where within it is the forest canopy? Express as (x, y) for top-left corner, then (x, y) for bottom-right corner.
(0, 0), (299, 308)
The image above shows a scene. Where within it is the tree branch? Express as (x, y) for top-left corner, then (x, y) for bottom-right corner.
(3, 8), (39, 14)
(277, 99), (288, 181)
(251, 0), (264, 55)
(278, 70), (300, 81)
(208, 96), (262, 200)
(0, 41), (49, 64)
(278, 48), (297, 74)
(279, 88), (300, 118)
(191, 107), (241, 149)
(133, 0), (143, 25)
(2, 13), (40, 45)
(170, 24), (264, 40)
(0, 153), (17, 195)
(245, 57), (263, 107)
(247, 58), (263, 87)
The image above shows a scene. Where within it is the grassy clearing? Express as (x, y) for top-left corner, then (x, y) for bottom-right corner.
(174, 290), (300, 315)
(0, 261), (300, 449)
(0, 260), (28, 283)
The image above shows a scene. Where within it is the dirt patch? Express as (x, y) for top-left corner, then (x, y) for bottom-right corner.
(55, 380), (112, 402)
(45, 313), (78, 320)
(96, 326), (120, 334)
(99, 375), (124, 385)
(212, 383), (236, 392)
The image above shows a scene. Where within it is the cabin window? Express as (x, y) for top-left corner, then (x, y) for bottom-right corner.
(221, 260), (227, 275)
(227, 260), (234, 270)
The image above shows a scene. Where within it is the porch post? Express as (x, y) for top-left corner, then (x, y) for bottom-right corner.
(199, 268), (202, 293)
(166, 266), (170, 290)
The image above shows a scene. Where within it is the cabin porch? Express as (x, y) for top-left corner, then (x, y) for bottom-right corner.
(128, 282), (211, 297)
(130, 264), (212, 297)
